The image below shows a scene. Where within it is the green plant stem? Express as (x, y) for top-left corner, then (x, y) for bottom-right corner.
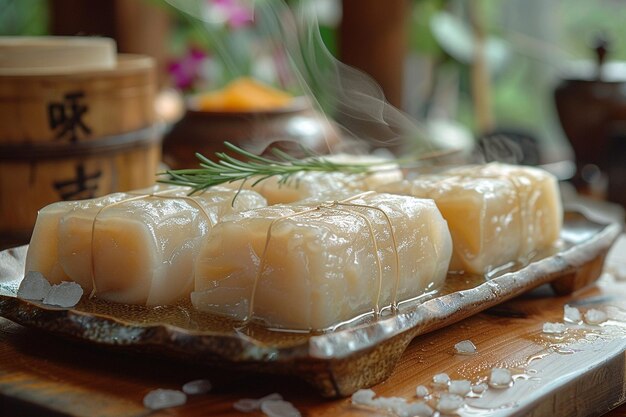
(158, 142), (397, 194)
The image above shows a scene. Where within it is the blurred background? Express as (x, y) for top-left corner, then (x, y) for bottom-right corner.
(2, 0), (626, 245)
(4, 0), (625, 149)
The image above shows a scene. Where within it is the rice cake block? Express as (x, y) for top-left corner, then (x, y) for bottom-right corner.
(231, 154), (403, 205)
(192, 193), (452, 330)
(378, 163), (562, 274)
(25, 185), (267, 305)
(25, 193), (128, 286)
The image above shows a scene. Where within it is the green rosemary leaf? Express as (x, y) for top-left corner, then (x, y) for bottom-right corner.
(158, 141), (400, 192)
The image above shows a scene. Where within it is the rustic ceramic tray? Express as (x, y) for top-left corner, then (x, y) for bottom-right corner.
(0, 209), (621, 398)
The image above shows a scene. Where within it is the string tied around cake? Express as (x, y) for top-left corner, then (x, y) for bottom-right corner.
(248, 192), (400, 329)
(88, 186), (214, 299)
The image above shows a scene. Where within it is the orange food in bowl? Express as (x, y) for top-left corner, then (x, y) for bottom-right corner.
(197, 77), (293, 111)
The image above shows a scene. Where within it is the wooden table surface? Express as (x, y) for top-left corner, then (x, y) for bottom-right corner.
(1, 211), (626, 416)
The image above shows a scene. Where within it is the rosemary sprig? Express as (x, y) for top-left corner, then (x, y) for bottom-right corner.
(158, 142), (393, 194)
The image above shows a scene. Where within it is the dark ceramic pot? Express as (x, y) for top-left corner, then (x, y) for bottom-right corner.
(554, 61), (626, 171)
(162, 97), (341, 169)
(554, 38), (626, 205)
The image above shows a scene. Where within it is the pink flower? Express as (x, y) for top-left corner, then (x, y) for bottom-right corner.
(211, 0), (254, 28)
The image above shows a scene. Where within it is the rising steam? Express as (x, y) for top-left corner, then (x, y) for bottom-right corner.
(166, 0), (437, 156)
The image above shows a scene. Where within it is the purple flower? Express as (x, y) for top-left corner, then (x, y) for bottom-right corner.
(168, 47), (208, 90)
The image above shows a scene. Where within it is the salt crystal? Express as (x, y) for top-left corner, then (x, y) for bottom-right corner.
(352, 390), (432, 417)
(182, 379), (212, 395)
(615, 264), (626, 281)
(405, 401), (433, 417)
(233, 398), (260, 412)
(351, 389), (376, 405)
(454, 340), (477, 354)
(260, 393), (284, 403)
(234, 393), (284, 412)
(415, 385), (429, 398)
(608, 264), (626, 281)
(489, 368), (512, 388)
(42, 281), (83, 308)
(143, 389), (187, 410)
(472, 383), (488, 394)
(449, 380), (471, 396)
(388, 400), (423, 417)
(437, 393), (464, 413)
(372, 396), (406, 411)
(542, 322), (566, 334)
(433, 373), (450, 386)
(17, 271), (51, 301)
(261, 400), (301, 417)
(564, 305), (581, 323)
(585, 309), (607, 325)
(374, 397), (426, 417)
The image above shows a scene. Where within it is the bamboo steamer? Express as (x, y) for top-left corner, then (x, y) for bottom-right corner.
(0, 37), (161, 246)
(0, 36), (117, 71)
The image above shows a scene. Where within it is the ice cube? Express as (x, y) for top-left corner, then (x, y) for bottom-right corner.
(182, 379), (212, 395)
(261, 400), (301, 417)
(449, 380), (471, 396)
(489, 368), (512, 388)
(143, 389), (186, 410)
(415, 385), (429, 398)
(437, 393), (464, 413)
(17, 271), (51, 301)
(585, 309), (607, 325)
(542, 322), (566, 334)
(454, 340), (477, 354)
(564, 305), (581, 323)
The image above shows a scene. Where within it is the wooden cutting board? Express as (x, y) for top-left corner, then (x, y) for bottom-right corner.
(1, 236), (626, 417)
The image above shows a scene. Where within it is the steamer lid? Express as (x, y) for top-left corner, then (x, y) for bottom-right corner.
(0, 36), (117, 73)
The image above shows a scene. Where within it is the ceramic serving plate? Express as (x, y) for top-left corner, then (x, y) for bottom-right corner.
(0, 209), (620, 398)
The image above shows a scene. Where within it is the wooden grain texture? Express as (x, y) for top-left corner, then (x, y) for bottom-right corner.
(340, 0), (407, 108)
(0, 53), (160, 245)
(0, 37), (116, 71)
(1, 237), (626, 416)
(0, 140), (161, 246)
(0, 54), (155, 142)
